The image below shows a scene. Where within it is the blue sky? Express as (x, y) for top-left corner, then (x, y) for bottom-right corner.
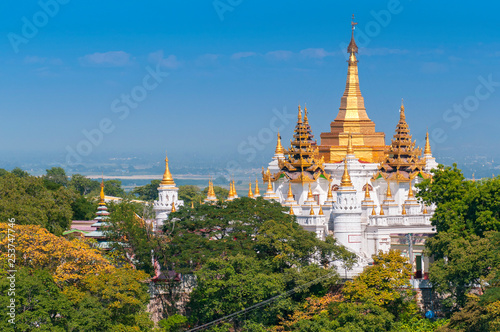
(1, 0), (500, 168)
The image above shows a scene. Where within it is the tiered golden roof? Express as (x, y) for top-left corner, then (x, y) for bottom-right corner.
(264, 105), (329, 183)
(160, 152), (176, 186)
(373, 101), (429, 182)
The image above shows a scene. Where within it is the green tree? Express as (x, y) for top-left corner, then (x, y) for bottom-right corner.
(202, 185), (229, 200)
(11, 167), (29, 178)
(132, 179), (161, 201)
(0, 173), (76, 234)
(69, 174), (100, 196)
(178, 184), (202, 204)
(43, 167), (69, 189)
(71, 195), (97, 220)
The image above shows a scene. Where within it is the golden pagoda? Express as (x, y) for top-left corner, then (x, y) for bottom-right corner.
(204, 180), (218, 203)
(373, 100), (429, 182)
(254, 179), (261, 197)
(264, 105), (329, 183)
(160, 151), (176, 186)
(319, 16), (386, 163)
(248, 181), (254, 198)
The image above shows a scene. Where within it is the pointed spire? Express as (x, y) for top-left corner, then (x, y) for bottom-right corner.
(307, 183), (313, 199)
(99, 177), (105, 204)
(318, 205), (324, 215)
(248, 181), (254, 198)
(160, 151), (176, 186)
(402, 204), (406, 215)
(191, 201), (194, 209)
(423, 206), (428, 214)
(364, 182), (371, 199)
(289, 206), (295, 215)
(371, 206), (377, 215)
(205, 180), (217, 203)
(400, 98), (406, 120)
(297, 105), (302, 124)
(171, 202), (176, 213)
(380, 206), (385, 215)
(304, 104), (309, 124)
(254, 179), (261, 197)
(309, 205), (315, 215)
(287, 182), (294, 199)
(267, 178), (273, 192)
(340, 159), (353, 187)
(347, 14), (358, 55)
(408, 180), (414, 198)
(386, 181), (392, 199)
(327, 180), (334, 200)
(424, 130), (432, 155)
(275, 131), (285, 155)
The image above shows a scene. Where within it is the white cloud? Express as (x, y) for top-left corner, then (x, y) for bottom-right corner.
(231, 52), (257, 60)
(299, 48), (336, 59)
(266, 50), (293, 60)
(148, 50), (181, 69)
(79, 51), (132, 67)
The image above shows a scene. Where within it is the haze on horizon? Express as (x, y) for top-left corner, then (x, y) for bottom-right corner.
(1, 1), (500, 172)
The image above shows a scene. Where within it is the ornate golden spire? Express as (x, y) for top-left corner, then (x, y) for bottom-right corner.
(307, 183), (313, 199)
(408, 180), (414, 198)
(275, 131), (285, 155)
(318, 205), (324, 215)
(228, 181), (234, 199)
(304, 104), (309, 124)
(287, 182), (294, 199)
(372, 206), (377, 215)
(402, 204), (406, 215)
(386, 181), (392, 199)
(248, 181), (254, 198)
(340, 159), (353, 187)
(297, 105), (302, 124)
(400, 98), (405, 120)
(267, 178), (273, 192)
(289, 206), (294, 215)
(380, 206), (385, 215)
(309, 205), (315, 215)
(423, 206), (428, 214)
(254, 179), (261, 196)
(327, 181), (333, 200)
(424, 130), (432, 155)
(347, 14), (358, 55)
(171, 202), (176, 213)
(160, 151), (176, 186)
(347, 133), (354, 155)
(99, 178), (105, 204)
(364, 182), (371, 199)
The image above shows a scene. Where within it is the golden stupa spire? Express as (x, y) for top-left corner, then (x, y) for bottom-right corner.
(297, 105), (302, 123)
(254, 179), (261, 196)
(267, 178), (273, 192)
(372, 206), (377, 215)
(408, 180), (414, 198)
(307, 183), (313, 199)
(309, 205), (315, 215)
(99, 177), (105, 204)
(275, 131), (284, 155)
(386, 181), (393, 199)
(228, 181), (234, 199)
(191, 201), (194, 209)
(304, 104), (309, 124)
(402, 204), (406, 215)
(364, 182), (371, 200)
(327, 180), (334, 200)
(289, 206), (294, 215)
(248, 181), (254, 198)
(423, 206), (428, 214)
(171, 202), (176, 213)
(380, 206), (385, 215)
(318, 205), (324, 215)
(400, 98), (406, 120)
(347, 133), (354, 155)
(160, 151), (176, 186)
(287, 182), (294, 199)
(340, 159), (353, 187)
(424, 130), (432, 155)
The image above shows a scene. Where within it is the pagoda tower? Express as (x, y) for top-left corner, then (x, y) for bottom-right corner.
(319, 17), (386, 163)
(92, 178), (110, 230)
(423, 130), (438, 172)
(204, 180), (218, 204)
(153, 152), (184, 228)
(373, 101), (429, 182)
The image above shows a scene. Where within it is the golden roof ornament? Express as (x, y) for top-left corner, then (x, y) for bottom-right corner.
(275, 131), (285, 155)
(248, 181), (254, 198)
(380, 206), (385, 215)
(386, 181), (392, 199)
(340, 159), (353, 187)
(347, 133), (354, 155)
(307, 183), (313, 199)
(297, 105), (302, 123)
(171, 202), (176, 213)
(423, 206), (428, 214)
(318, 205), (324, 215)
(267, 178), (273, 192)
(254, 179), (261, 196)
(304, 104), (309, 124)
(402, 204), (406, 215)
(408, 180), (414, 198)
(309, 205), (315, 215)
(372, 206), (377, 215)
(424, 130), (432, 155)
(287, 182), (294, 199)
(99, 178), (105, 205)
(289, 206), (294, 215)
(327, 180), (333, 199)
(347, 14), (358, 55)
(364, 182), (371, 199)
(160, 151), (176, 186)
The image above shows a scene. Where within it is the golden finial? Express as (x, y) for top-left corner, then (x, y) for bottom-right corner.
(380, 206), (385, 215)
(402, 204), (406, 215)
(304, 104), (309, 123)
(408, 180), (414, 198)
(307, 183), (313, 199)
(267, 178), (273, 191)
(297, 105), (302, 123)
(348, 14), (358, 55)
(327, 181), (333, 200)
(371, 206), (377, 215)
(340, 159), (353, 187)
(191, 201), (194, 209)
(160, 151), (176, 186)
(399, 99), (406, 120)
(287, 182), (294, 199)
(318, 205), (324, 215)
(347, 133), (354, 155)
(289, 206), (294, 215)
(309, 205), (315, 215)
(255, 179), (260, 196)
(275, 131), (284, 155)
(171, 202), (176, 213)
(423, 206), (428, 214)
(364, 182), (371, 200)
(424, 130), (432, 155)
(248, 181), (254, 198)
(228, 181), (234, 199)
(386, 181), (392, 198)
(99, 177), (105, 204)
